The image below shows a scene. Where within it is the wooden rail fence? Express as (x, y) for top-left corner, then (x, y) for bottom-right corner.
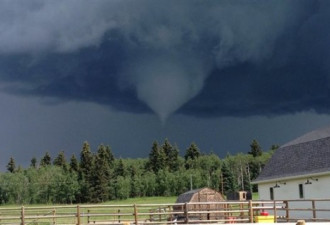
(0, 199), (330, 224)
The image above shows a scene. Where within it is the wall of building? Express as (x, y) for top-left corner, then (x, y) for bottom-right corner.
(257, 174), (330, 219)
(258, 174), (330, 200)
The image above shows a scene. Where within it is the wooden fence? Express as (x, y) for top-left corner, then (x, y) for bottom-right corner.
(0, 199), (330, 224)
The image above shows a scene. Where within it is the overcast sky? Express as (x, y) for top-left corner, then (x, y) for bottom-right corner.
(0, 0), (330, 170)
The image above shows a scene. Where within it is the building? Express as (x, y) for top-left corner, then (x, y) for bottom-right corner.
(253, 126), (330, 219)
(174, 187), (225, 220)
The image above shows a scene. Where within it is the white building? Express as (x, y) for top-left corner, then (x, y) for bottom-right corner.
(253, 126), (330, 219)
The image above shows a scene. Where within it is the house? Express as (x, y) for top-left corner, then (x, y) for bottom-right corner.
(253, 126), (330, 218)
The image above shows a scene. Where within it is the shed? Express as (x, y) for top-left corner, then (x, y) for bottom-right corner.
(174, 187), (225, 220)
(176, 187), (224, 203)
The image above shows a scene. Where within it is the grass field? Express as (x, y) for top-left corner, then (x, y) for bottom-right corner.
(0, 195), (259, 224)
(100, 196), (178, 205)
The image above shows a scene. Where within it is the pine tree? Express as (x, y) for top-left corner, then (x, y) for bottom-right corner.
(162, 139), (179, 171)
(90, 145), (111, 202)
(105, 145), (115, 167)
(53, 151), (67, 171)
(147, 141), (166, 173)
(7, 157), (16, 173)
(114, 158), (126, 177)
(248, 139), (263, 157)
(79, 141), (94, 202)
(40, 152), (51, 167)
(30, 157), (37, 168)
(184, 142), (200, 160)
(184, 142), (200, 169)
(80, 142), (94, 175)
(69, 154), (79, 172)
(221, 161), (237, 195)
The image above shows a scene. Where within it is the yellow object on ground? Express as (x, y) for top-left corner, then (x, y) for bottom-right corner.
(254, 215), (275, 223)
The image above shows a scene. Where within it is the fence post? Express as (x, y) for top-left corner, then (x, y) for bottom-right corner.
(312, 200), (316, 221)
(76, 205), (81, 225)
(118, 209), (121, 223)
(249, 200), (253, 223)
(273, 201), (277, 223)
(184, 203), (189, 224)
(134, 204), (138, 225)
(21, 206), (25, 225)
(53, 208), (56, 225)
(284, 201), (289, 222)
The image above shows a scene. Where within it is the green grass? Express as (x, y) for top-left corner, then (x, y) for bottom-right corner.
(101, 196), (177, 205)
(0, 195), (260, 224)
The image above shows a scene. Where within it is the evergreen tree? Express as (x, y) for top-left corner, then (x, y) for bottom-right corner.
(90, 145), (111, 202)
(184, 143), (201, 169)
(147, 141), (166, 173)
(270, 144), (279, 151)
(221, 161), (237, 195)
(30, 157), (37, 169)
(69, 154), (79, 172)
(105, 145), (115, 168)
(40, 152), (51, 167)
(79, 141), (94, 202)
(114, 158), (126, 177)
(248, 139), (263, 157)
(162, 139), (179, 171)
(53, 151), (67, 171)
(80, 142), (94, 175)
(184, 143), (200, 160)
(7, 157), (16, 173)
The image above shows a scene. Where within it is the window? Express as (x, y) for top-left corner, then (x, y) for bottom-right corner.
(270, 187), (274, 200)
(299, 184), (304, 199)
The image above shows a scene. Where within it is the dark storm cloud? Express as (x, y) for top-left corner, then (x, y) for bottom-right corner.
(0, 0), (329, 120)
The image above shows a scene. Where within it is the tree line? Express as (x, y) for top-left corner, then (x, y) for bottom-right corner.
(0, 139), (277, 204)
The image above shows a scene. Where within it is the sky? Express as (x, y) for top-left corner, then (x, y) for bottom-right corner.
(0, 0), (330, 170)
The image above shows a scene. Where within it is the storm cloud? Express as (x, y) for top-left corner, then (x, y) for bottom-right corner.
(0, 0), (329, 121)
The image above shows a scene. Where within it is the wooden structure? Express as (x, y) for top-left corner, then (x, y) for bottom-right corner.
(174, 187), (225, 221)
(227, 191), (252, 201)
(1, 199), (330, 224)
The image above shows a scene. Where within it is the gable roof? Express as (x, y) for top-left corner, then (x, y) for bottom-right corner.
(254, 126), (330, 183)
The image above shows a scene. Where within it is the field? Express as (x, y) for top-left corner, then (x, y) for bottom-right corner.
(0, 196), (179, 225)
(0, 195), (261, 225)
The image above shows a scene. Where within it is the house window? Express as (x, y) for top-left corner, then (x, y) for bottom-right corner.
(270, 187), (274, 200)
(299, 184), (304, 199)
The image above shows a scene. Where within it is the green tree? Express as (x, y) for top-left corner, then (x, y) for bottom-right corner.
(140, 171), (157, 196)
(30, 157), (37, 169)
(0, 171), (29, 204)
(221, 161), (237, 195)
(53, 151), (68, 171)
(248, 139), (263, 157)
(7, 157), (16, 173)
(114, 176), (130, 199)
(184, 143), (201, 169)
(69, 154), (79, 172)
(114, 159), (127, 177)
(162, 139), (180, 171)
(105, 145), (115, 168)
(79, 141), (94, 202)
(147, 141), (166, 173)
(40, 152), (52, 167)
(90, 144), (111, 202)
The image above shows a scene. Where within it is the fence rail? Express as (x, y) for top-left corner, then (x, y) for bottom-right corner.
(1, 199), (330, 224)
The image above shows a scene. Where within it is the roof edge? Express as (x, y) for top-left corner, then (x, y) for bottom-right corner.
(252, 171), (330, 184)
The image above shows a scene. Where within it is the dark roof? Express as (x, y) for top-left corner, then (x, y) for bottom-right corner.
(282, 126), (330, 147)
(254, 128), (330, 183)
(176, 188), (203, 203)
